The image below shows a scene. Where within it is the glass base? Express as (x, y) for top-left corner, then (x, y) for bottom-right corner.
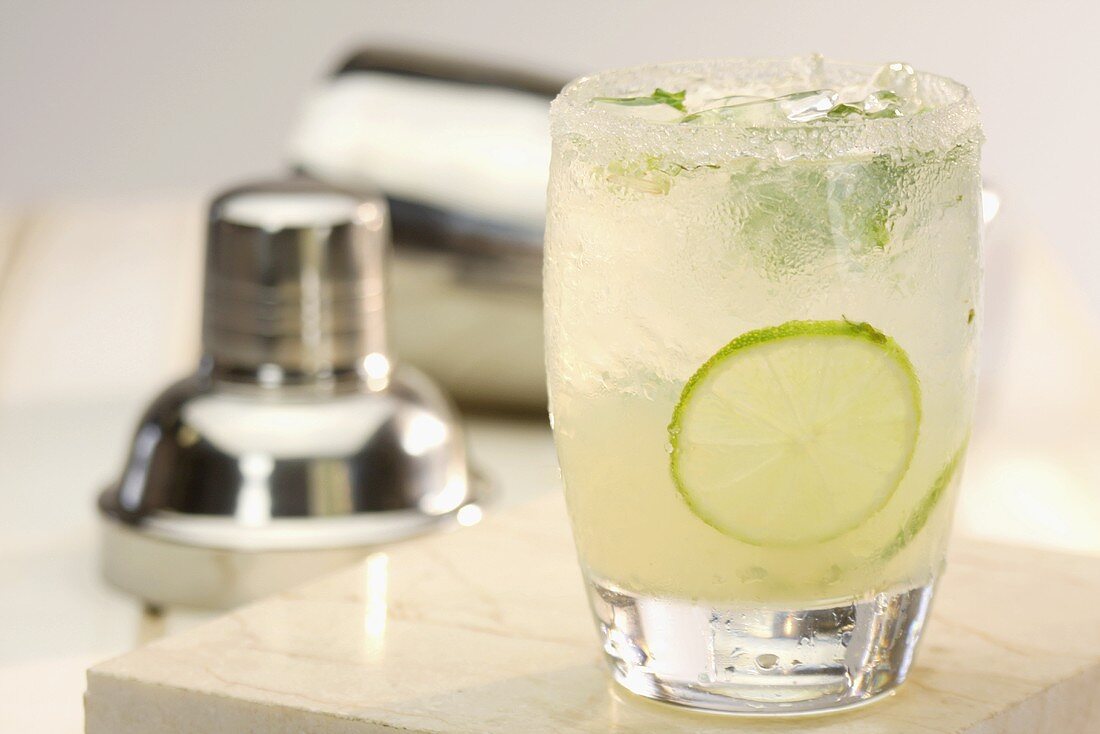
(587, 576), (934, 715)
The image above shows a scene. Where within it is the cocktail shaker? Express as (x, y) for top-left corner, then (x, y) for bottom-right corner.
(98, 176), (485, 609)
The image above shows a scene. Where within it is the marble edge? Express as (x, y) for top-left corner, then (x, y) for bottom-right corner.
(86, 501), (1100, 681)
(966, 662), (1100, 733)
(86, 495), (559, 678)
(83, 672), (416, 734)
(84, 494), (1100, 732)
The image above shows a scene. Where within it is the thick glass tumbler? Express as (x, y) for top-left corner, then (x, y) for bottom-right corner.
(544, 57), (983, 714)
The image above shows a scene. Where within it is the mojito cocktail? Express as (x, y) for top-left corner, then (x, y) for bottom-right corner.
(545, 57), (982, 714)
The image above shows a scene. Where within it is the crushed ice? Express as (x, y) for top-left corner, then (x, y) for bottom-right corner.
(593, 62), (926, 125)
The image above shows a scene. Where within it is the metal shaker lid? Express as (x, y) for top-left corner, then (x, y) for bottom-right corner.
(203, 177), (389, 387)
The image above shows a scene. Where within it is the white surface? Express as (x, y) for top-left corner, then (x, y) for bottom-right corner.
(0, 197), (205, 405)
(0, 396), (556, 733)
(85, 498), (1100, 733)
(0, 400), (193, 734)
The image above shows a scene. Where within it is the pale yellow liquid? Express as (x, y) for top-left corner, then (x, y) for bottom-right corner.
(545, 142), (982, 603)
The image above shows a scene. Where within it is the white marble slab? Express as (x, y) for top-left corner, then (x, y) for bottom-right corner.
(86, 492), (1100, 733)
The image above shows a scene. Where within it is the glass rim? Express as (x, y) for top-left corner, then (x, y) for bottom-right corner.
(550, 56), (982, 163)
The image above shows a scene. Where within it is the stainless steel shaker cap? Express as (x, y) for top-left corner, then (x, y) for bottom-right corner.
(97, 176), (487, 609)
(203, 177), (390, 386)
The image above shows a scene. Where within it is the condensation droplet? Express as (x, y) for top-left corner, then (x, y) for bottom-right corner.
(755, 653), (780, 670)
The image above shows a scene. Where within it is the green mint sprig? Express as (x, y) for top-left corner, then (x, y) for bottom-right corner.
(593, 88), (687, 112)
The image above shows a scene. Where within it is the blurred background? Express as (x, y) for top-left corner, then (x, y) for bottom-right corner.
(3, 1), (1100, 730)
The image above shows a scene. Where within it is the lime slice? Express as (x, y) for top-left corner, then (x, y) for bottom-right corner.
(877, 441), (967, 561)
(669, 320), (921, 546)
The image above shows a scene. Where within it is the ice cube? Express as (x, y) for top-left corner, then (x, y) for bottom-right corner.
(871, 62), (918, 97)
(682, 98), (785, 126)
(861, 90), (902, 118)
(779, 89), (840, 122)
(870, 62), (922, 113)
(684, 90), (840, 126)
(698, 94), (766, 108)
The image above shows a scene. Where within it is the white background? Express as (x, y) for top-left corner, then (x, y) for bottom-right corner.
(2, 0), (1098, 307)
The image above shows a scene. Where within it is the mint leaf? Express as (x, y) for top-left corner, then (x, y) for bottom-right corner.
(826, 91), (903, 120)
(602, 156), (720, 196)
(593, 87), (687, 112)
(826, 103), (863, 119)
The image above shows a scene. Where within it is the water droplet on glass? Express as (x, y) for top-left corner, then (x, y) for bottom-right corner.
(755, 653), (780, 670)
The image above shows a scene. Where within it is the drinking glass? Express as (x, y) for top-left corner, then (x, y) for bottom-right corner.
(544, 57), (982, 714)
